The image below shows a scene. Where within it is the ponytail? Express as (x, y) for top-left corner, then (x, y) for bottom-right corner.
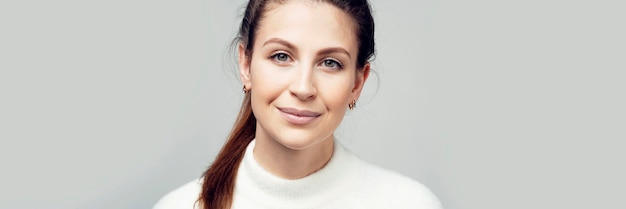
(198, 1), (265, 206)
(197, 93), (255, 209)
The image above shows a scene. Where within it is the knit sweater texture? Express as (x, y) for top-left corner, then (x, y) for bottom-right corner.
(153, 140), (442, 209)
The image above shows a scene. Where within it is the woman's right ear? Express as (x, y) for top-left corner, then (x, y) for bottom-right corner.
(239, 43), (252, 89)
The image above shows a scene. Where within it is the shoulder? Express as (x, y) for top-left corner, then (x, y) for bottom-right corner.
(153, 178), (203, 209)
(354, 158), (443, 209)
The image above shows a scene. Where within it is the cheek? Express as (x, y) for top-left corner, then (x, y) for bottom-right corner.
(249, 60), (286, 103)
(318, 75), (354, 110)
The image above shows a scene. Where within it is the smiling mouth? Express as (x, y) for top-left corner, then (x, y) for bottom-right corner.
(278, 107), (322, 117)
(277, 107), (321, 125)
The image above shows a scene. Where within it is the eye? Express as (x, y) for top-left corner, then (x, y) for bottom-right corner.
(320, 58), (343, 70)
(270, 52), (291, 63)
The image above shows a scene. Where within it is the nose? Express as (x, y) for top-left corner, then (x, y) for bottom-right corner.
(289, 64), (317, 101)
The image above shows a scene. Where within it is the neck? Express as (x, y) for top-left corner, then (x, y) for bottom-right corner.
(253, 134), (334, 180)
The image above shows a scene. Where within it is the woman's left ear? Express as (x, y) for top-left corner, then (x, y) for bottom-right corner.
(351, 63), (371, 99)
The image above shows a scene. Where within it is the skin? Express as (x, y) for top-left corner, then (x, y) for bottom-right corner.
(239, 1), (370, 179)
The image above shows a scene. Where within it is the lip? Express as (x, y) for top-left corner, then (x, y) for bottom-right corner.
(277, 107), (322, 125)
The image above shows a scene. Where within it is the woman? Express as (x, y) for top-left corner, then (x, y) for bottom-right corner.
(154, 0), (442, 208)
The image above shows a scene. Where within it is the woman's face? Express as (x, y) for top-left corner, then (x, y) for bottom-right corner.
(240, 1), (369, 150)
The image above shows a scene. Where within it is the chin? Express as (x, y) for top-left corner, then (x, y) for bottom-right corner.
(273, 131), (333, 151)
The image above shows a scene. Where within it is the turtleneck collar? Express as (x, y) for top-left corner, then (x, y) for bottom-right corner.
(234, 139), (360, 208)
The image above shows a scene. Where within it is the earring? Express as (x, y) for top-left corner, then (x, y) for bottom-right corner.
(243, 85), (248, 94)
(348, 99), (356, 110)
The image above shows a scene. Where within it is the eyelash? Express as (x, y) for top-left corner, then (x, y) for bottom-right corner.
(268, 51), (344, 70)
(321, 58), (343, 70)
(269, 51), (292, 63)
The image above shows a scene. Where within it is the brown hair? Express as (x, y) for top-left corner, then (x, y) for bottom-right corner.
(198, 0), (375, 208)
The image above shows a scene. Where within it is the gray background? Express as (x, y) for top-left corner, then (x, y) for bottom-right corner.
(1, 0), (624, 209)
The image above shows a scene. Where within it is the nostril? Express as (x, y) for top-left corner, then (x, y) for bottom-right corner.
(290, 87), (317, 100)
(291, 91), (315, 100)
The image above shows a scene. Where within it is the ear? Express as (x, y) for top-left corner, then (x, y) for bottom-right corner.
(351, 62), (371, 100)
(239, 43), (252, 90)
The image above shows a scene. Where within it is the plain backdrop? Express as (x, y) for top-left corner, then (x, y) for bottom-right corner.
(1, 0), (624, 209)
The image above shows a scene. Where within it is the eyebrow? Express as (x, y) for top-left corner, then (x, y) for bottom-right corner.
(263, 38), (298, 51)
(318, 47), (351, 59)
(262, 38), (352, 59)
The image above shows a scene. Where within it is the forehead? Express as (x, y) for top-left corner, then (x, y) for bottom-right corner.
(254, 1), (358, 56)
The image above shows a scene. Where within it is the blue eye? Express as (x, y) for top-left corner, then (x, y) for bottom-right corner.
(322, 59), (342, 69)
(271, 52), (290, 62)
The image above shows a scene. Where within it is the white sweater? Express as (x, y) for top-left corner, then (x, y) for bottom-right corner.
(153, 140), (442, 209)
